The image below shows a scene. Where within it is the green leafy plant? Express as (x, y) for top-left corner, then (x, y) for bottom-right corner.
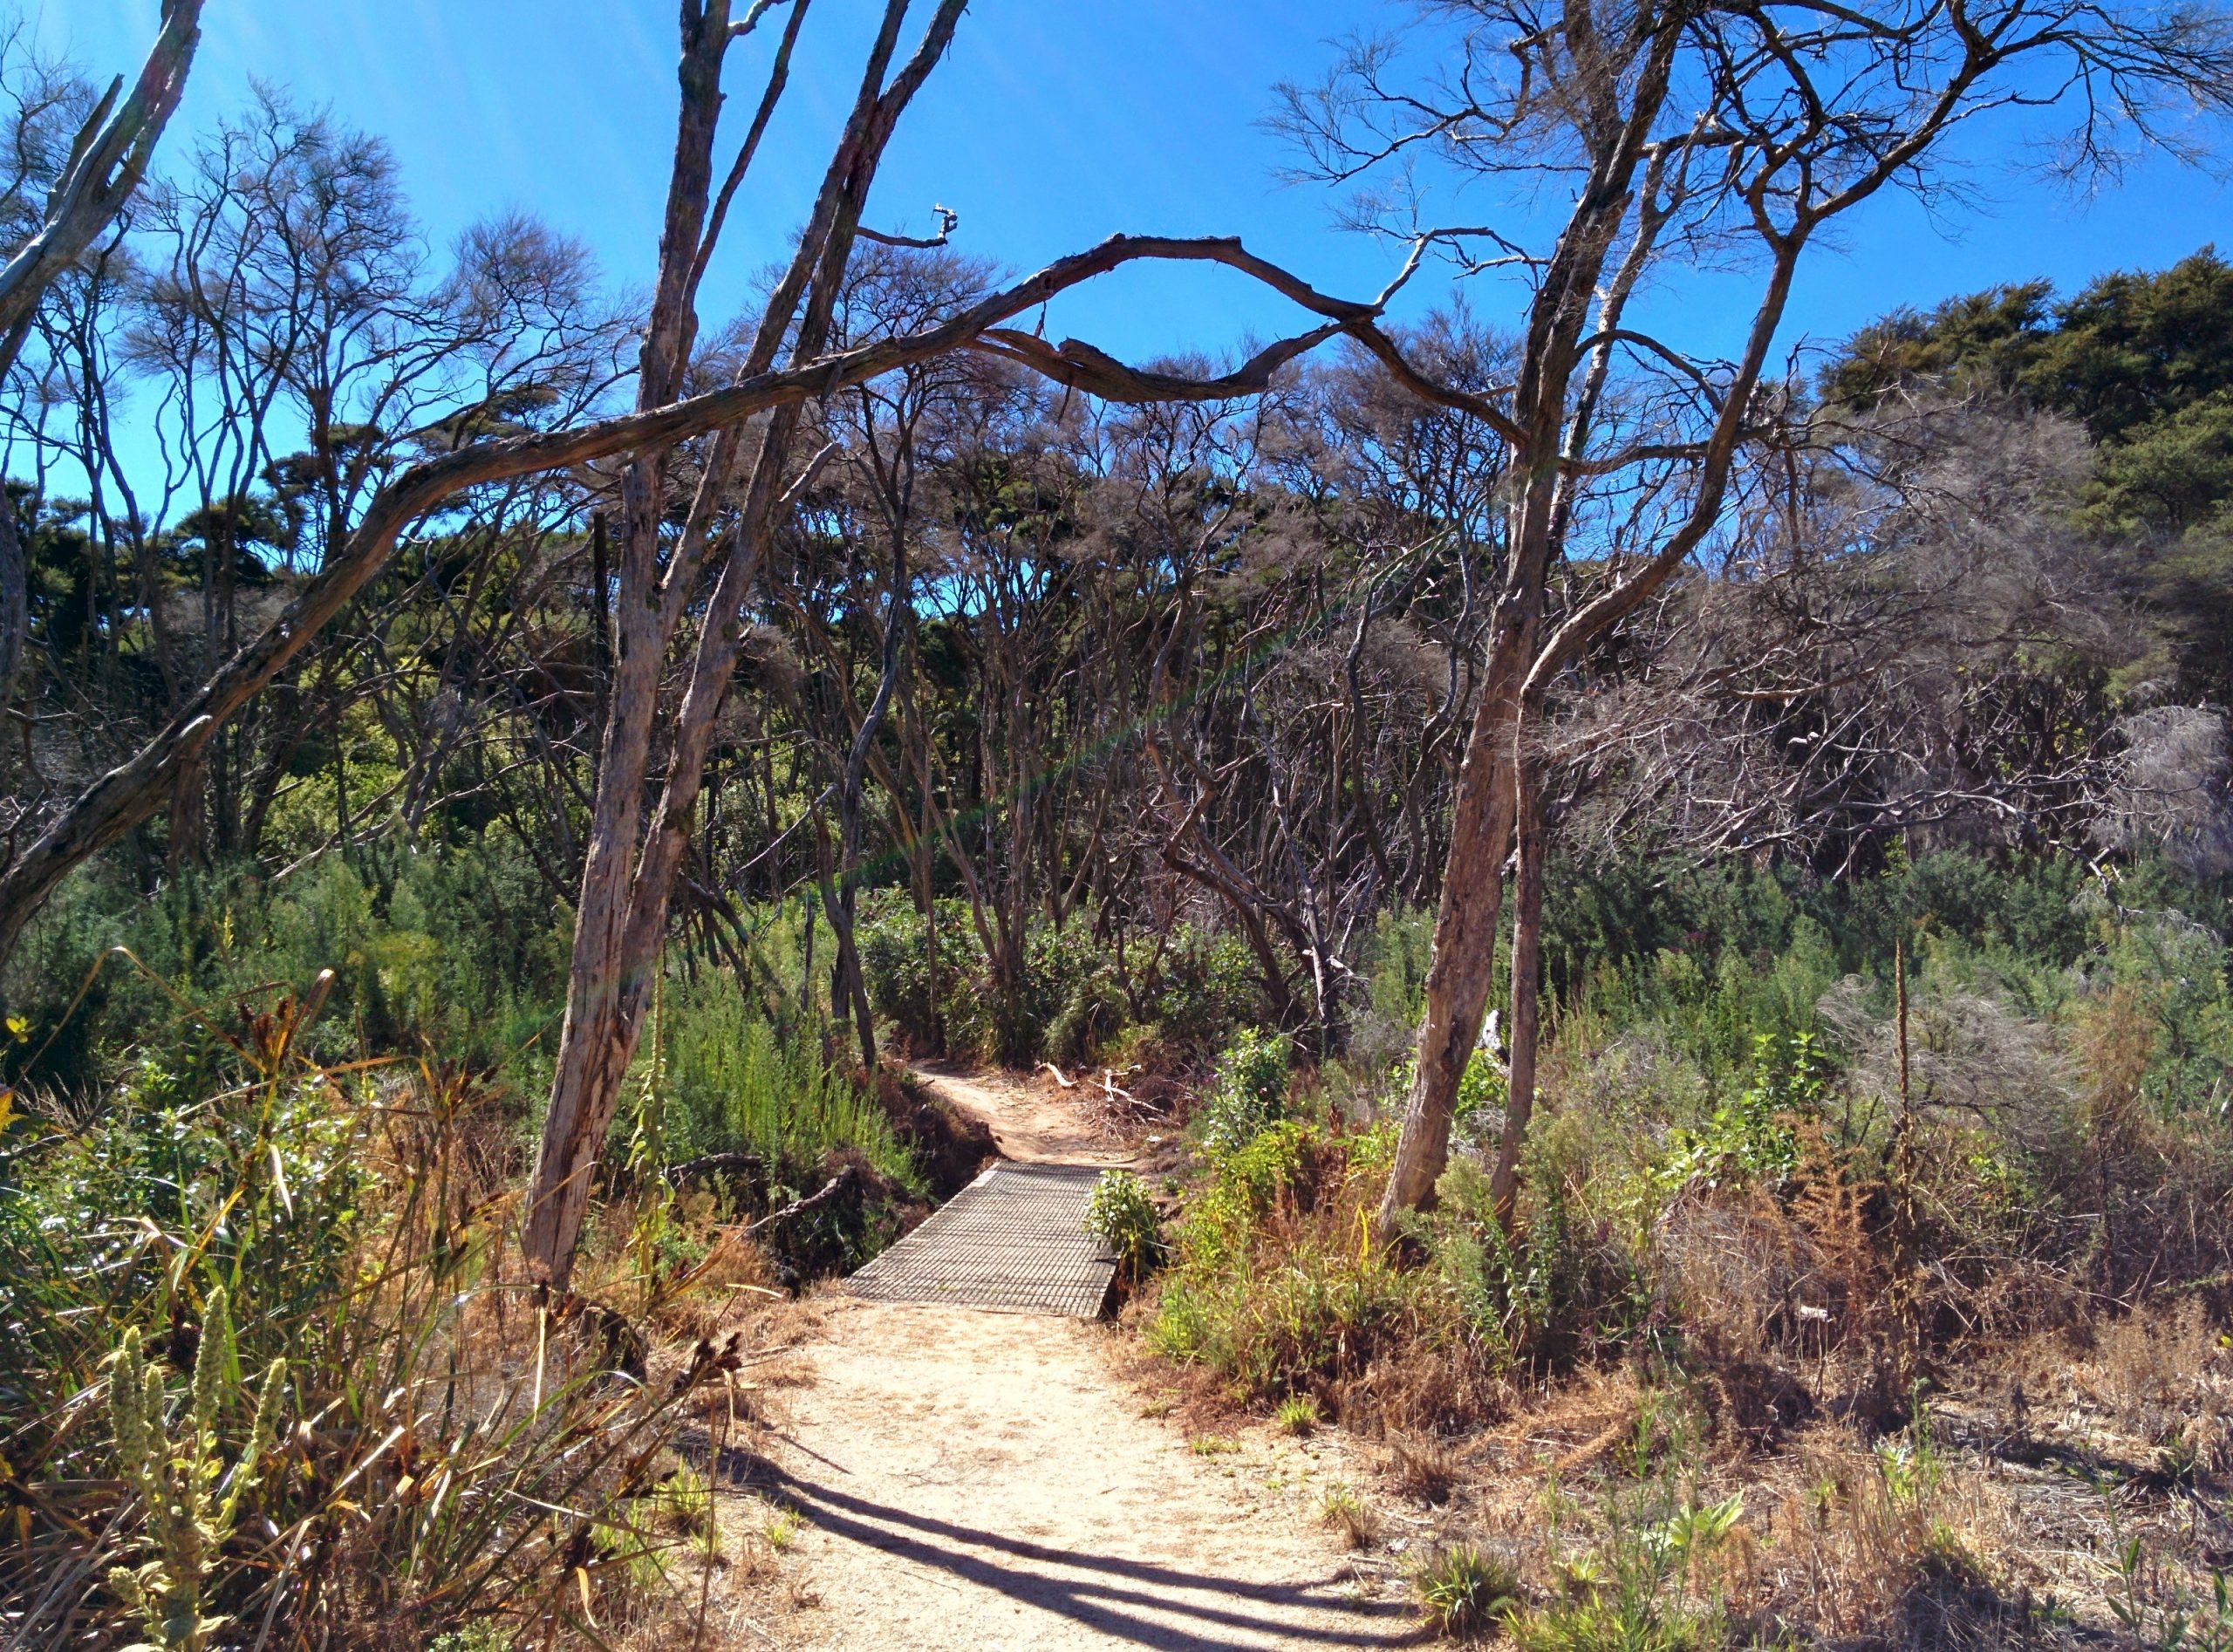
(106, 1288), (285, 1652)
(1274, 1394), (1321, 1435)
(1656, 1031), (1826, 1190)
(1, 986), (735, 1649)
(1198, 1027), (1292, 1154)
(1084, 1169), (1164, 1281)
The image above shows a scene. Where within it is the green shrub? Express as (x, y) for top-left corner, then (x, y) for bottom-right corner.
(1198, 1027), (1293, 1153)
(4, 841), (571, 1093)
(855, 891), (1263, 1064)
(1144, 1115), (1492, 1419)
(1655, 1030), (1827, 1191)
(1084, 1169), (1164, 1281)
(1381, 1048), (1507, 1136)
(658, 969), (919, 1198)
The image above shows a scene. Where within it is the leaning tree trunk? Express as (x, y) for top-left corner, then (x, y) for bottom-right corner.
(1372, 616), (1530, 1228)
(1490, 750), (1546, 1231)
(520, 0), (758, 1280)
(517, 584), (676, 1274)
(522, 0), (975, 1283)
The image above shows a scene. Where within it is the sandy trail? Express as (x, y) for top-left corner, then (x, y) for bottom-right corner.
(732, 1297), (1415, 1650)
(911, 1062), (1140, 1168)
(707, 1068), (1413, 1649)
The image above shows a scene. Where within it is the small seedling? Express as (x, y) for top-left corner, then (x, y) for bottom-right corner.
(1319, 1481), (1378, 1549)
(761, 1506), (804, 1552)
(1190, 1434), (1239, 1457)
(1274, 1395), (1321, 1437)
(1555, 1553), (1602, 1601)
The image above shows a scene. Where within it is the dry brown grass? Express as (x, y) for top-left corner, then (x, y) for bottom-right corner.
(1386, 1433), (1462, 1504)
(1335, 1289), (2233, 1650)
(1741, 1428), (2025, 1641)
(2086, 1297), (2233, 1477)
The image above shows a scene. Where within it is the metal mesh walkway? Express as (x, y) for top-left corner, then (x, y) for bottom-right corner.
(847, 1162), (1117, 1317)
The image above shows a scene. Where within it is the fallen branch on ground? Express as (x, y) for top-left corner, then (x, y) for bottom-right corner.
(742, 1164), (861, 1239)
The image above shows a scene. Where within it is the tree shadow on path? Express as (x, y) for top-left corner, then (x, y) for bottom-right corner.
(748, 1457), (1428, 1650)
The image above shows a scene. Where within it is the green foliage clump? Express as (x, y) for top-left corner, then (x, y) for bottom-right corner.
(0, 1000), (733, 1647)
(1145, 1113), (1490, 1420)
(1084, 1169), (1164, 1282)
(657, 968), (918, 1198)
(5, 841), (571, 1093)
(1197, 1027), (1292, 1153)
(1428, 1146), (1649, 1376)
(854, 891), (1260, 1066)
(1384, 1048), (1508, 1137)
(1414, 1544), (1523, 1642)
(1655, 1031), (1827, 1191)
(0, 1035), (365, 1411)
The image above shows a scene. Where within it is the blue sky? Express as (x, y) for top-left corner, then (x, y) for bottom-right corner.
(29, 0), (2233, 381)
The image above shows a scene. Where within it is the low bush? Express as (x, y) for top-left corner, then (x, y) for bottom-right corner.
(1145, 1111), (1506, 1427)
(854, 892), (1260, 1066)
(1084, 1169), (1164, 1283)
(3, 841), (572, 1094)
(1413, 1543), (1522, 1642)
(1195, 1027), (1293, 1152)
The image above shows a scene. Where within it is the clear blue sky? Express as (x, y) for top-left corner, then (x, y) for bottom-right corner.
(29, 0), (2233, 379)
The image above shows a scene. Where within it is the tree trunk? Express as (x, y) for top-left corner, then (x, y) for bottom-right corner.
(1490, 752), (1545, 1231)
(518, 597), (673, 1273)
(0, 500), (24, 737)
(811, 804), (878, 1072)
(1373, 640), (1525, 1230)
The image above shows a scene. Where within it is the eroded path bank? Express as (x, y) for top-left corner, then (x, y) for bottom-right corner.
(909, 1062), (1141, 1167)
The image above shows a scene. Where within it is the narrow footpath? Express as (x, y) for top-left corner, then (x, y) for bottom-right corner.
(712, 1066), (1417, 1650)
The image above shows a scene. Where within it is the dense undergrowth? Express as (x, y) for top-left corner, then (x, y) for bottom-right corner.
(0, 844), (951, 1648)
(0, 994), (745, 1648)
(1110, 850), (2233, 1645)
(5, 836), (2230, 1646)
(855, 889), (1261, 1068)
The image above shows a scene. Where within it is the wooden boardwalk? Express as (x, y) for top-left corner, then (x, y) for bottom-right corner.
(846, 1161), (1117, 1317)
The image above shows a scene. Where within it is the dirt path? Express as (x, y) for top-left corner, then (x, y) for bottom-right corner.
(701, 1068), (1415, 1649)
(911, 1062), (1140, 1168)
(726, 1297), (1416, 1650)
